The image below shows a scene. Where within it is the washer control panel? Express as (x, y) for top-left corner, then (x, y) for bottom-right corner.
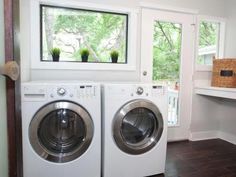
(151, 85), (165, 96)
(22, 83), (99, 101)
(53, 85), (96, 98)
(77, 85), (95, 98)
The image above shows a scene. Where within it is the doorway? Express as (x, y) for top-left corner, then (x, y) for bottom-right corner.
(141, 9), (195, 141)
(0, 0), (8, 176)
(1, 0), (22, 177)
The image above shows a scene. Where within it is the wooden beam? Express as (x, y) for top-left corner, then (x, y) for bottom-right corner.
(4, 0), (22, 176)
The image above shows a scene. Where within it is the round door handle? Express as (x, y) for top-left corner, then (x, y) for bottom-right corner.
(143, 71), (147, 76)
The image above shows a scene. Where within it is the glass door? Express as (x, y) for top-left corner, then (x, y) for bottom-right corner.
(141, 9), (195, 141)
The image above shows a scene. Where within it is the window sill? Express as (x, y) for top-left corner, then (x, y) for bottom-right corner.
(195, 64), (212, 72)
(31, 61), (136, 71)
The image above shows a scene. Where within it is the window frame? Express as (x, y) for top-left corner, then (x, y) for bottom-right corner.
(40, 4), (129, 64)
(30, 0), (138, 70)
(195, 15), (226, 71)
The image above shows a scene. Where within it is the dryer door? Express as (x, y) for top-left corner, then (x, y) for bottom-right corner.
(29, 101), (93, 163)
(113, 99), (163, 155)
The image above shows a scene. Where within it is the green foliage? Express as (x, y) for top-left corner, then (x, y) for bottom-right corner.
(199, 22), (218, 48)
(197, 21), (218, 65)
(50, 48), (61, 57)
(80, 48), (89, 57)
(152, 21), (217, 82)
(110, 50), (119, 58)
(43, 7), (127, 62)
(152, 22), (181, 81)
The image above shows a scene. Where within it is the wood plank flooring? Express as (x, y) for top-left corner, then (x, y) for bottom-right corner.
(152, 139), (236, 177)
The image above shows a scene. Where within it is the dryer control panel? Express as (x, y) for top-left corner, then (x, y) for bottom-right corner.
(132, 85), (165, 97)
(52, 85), (96, 99)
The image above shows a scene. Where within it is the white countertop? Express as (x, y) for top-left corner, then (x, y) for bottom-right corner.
(195, 86), (236, 100)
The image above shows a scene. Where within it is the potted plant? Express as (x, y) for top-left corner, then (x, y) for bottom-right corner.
(80, 48), (90, 62)
(50, 48), (61, 62)
(110, 50), (119, 63)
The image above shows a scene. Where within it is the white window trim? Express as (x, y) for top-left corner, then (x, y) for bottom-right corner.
(195, 15), (226, 71)
(139, 2), (199, 14)
(30, 0), (138, 71)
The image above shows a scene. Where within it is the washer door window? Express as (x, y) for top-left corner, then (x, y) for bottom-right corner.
(113, 99), (163, 155)
(29, 101), (93, 163)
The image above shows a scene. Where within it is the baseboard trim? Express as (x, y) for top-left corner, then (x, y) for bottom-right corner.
(189, 131), (219, 141)
(218, 131), (236, 145)
(189, 130), (236, 145)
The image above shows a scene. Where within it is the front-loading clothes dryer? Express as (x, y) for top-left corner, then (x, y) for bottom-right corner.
(21, 82), (101, 177)
(102, 83), (168, 177)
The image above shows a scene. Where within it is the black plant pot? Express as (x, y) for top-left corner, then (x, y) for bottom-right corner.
(81, 55), (88, 62)
(52, 55), (59, 62)
(111, 56), (118, 63)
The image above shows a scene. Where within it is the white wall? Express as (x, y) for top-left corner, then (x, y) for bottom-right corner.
(191, 96), (221, 132)
(21, 0), (227, 82)
(0, 0), (9, 176)
(216, 0), (236, 142)
(225, 0), (236, 57)
(21, 0), (229, 140)
(190, 0), (236, 143)
(218, 100), (236, 135)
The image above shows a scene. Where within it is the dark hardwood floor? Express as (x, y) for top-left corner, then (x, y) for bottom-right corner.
(152, 139), (236, 177)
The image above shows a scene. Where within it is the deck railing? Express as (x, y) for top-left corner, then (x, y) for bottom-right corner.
(168, 89), (179, 126)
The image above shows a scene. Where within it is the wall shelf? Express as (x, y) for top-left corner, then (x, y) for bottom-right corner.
(195, 86), (236, 100)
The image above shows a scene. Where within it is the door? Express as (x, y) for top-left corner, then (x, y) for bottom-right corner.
(1, 0), (21, 177)
(29, 101), (93, 163)
(141, 9), (195, 141)
(0, 1), (8, 177)
(113, 99), (164, 154)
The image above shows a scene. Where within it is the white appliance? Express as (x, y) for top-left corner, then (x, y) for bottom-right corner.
(21, 82), (101, 177)
(102, 83), (168, 177)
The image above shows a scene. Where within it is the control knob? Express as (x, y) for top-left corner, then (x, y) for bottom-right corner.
(136, 87), (144, 95)
(57, 88), (66, 96)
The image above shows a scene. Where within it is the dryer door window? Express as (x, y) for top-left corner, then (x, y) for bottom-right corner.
(29, 101), (93, 163)
(113, 99), (163, 155)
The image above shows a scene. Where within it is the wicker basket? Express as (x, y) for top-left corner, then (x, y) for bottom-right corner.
(211, 58), (236, 88)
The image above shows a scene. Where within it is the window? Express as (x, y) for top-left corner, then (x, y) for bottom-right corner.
(196, 16), (225, 69)
(40, 5), (128, 63)
(197, 21), (220, 65)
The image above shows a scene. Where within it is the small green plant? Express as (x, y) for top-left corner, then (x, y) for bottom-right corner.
(50, 48), (61, 57)
(110, 50), (119, 63)
(80, 48), (90, 57)
(110, 50), (119, 58)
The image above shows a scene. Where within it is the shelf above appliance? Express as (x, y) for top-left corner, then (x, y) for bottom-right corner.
(195, 86), (236, 100)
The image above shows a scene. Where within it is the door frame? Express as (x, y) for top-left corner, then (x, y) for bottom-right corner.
(140, 8), (196, 141)
(4, 0), (22, 177)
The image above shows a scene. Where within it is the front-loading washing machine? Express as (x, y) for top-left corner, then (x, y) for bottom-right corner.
(21, 81), (101, 177)
(102, 83), (168, 177)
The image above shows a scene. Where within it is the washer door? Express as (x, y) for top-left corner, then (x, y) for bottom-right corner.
(113, 99), (163, 155)
(29, 101), (93, 163)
